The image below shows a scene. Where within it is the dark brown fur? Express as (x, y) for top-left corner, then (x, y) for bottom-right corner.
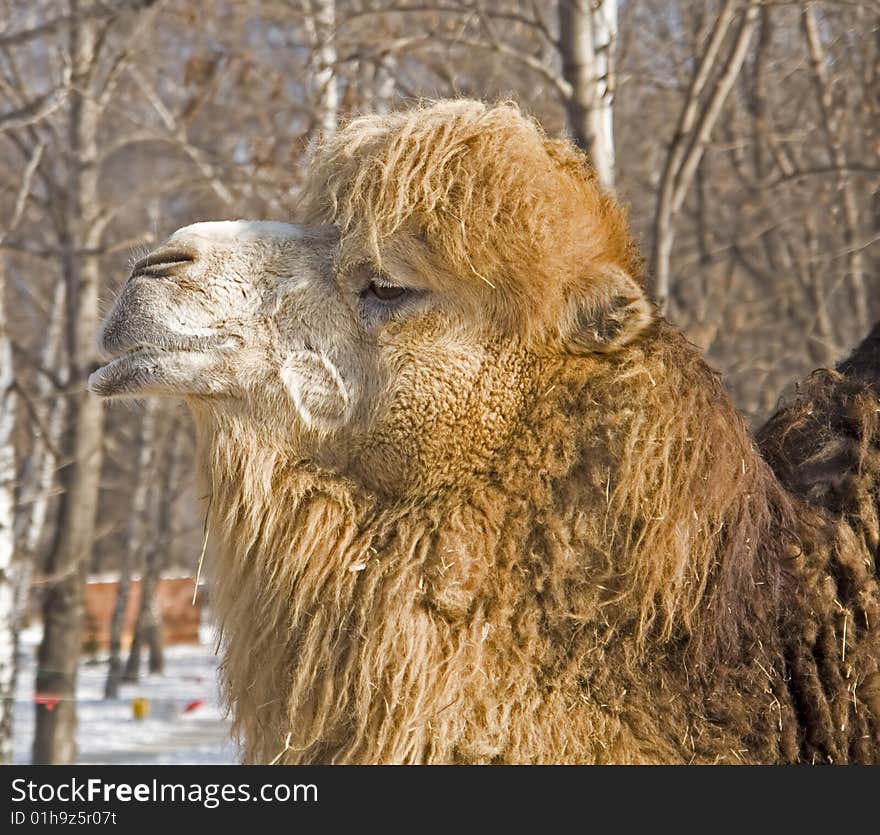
(758, 324), (880, 762)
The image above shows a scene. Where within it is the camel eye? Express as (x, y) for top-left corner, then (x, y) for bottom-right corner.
(367, 280), (407, 302)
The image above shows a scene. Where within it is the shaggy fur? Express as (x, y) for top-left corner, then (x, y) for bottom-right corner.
(201, 330), (879, 764)
(756, 325), (880, 762)
(99, 100), (880, 763)
(199, 102), (880, 763)
(299, 100), (652, 352)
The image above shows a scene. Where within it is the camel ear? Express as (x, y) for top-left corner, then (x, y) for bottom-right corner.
(562, 270), (654, 354)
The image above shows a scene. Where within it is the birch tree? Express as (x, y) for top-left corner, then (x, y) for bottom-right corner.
(12, 280), (66, 639)
(334, 1), (619, 184)
(559, 0), (617, 188)
(0, 261), (16, 764)
(302, 0), (339, 136)
(0, 100), (52, 764)
(33, 1), (107, 764)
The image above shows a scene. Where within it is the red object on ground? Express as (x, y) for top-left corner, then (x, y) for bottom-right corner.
(182, 699), (205, 714)
(34, 694), (61, 711)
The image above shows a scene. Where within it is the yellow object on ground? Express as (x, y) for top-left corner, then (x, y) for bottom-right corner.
(132, 697), (150, 719)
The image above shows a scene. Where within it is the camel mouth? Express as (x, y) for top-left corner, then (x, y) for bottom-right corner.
(95, 344), (181, 368)
(98, 323), (234, 358)
(88, 347), (193, 397)
(88, 337), (240, 398)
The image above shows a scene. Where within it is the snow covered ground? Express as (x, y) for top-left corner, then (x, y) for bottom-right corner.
(13, 623), (237, 765)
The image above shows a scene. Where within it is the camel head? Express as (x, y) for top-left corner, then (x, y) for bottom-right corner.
(91, 100), (654, 492)
(90, 220), (360, 430)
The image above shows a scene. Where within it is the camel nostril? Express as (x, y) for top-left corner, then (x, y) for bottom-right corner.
(131, 247), (197, 278)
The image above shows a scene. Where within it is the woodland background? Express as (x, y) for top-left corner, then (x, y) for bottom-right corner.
(0, 0), (877, 763)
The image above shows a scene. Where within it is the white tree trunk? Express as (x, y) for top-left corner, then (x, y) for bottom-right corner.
(33, 1), (107, 764)
(559, 0), (618, 189)
(0, 262), (18, 763)
(13, 280), (66, 624)
(305, 0), (339, 136)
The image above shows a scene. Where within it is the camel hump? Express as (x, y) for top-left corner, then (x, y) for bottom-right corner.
(758, 322), (880, 527)
(838, 321), (880, 388)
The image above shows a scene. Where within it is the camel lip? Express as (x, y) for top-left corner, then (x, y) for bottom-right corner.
(88, 347), (185, 396)
(97, 344), (178, 364)
(99, 341), (202, 361)
(88, 346), (207, 397)
(88, 336), (241, 397)
(97, 330), (239, 361)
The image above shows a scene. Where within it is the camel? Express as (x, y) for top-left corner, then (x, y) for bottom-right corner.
(90, 100), (880, 764)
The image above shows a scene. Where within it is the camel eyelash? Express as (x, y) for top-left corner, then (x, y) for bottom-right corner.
(364, 278), (408, 302)
(359, 281), (425, 325)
